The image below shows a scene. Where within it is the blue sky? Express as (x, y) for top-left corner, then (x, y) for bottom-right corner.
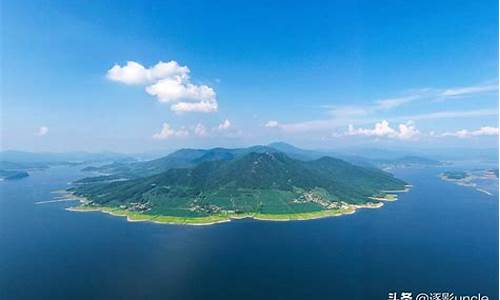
(1, 0), (498, 152)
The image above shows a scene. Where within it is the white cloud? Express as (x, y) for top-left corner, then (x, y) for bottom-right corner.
(36, 126), (49, 136)
(106, 61), (189, 85)
(347, 120), (420, 140)
(441, 83), (498, 97)
(441, 126), (499, 138)
(170, 99), (217, 113)
(217, 119), (231, 130)
(317, 82), (497, 128)
(326, 89), (430, 118)
(194, 123), (208, 137)
(375, 94), (421, 109)
(274, 81), (497, 134)
(264, 120), (280, 128)
(154, 121), (238, 139)
(396, 109), (498, 122)
(327, 106), (371, 118)
(152, 123), (189, 140)
(272, 108), (498, 134)
(347, 120), (395, 137)
(397, 121), (420, 140)
(107, 60), (217, 113)
(107, 61), (149, 85)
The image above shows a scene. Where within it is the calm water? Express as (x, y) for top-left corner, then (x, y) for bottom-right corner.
(0, 165), (498, 300)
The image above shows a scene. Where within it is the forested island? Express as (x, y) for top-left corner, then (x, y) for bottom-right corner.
(65, 144), (410, 225)
(441, 171), (469, 180)
(440, 169), (499, 196)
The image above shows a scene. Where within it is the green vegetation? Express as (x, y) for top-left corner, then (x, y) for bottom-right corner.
(82, 143), (441, 182)
(84, 146), (283, 179)
(69, 149), (408, 224)
(69, 204), (359, 224)
(73, 174), (126, 184)
(442, 171), (468, 180)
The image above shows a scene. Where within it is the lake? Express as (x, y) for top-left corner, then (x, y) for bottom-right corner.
(0, 164), (498, 300)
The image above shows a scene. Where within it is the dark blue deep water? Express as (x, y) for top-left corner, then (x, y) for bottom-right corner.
(1, 165), (498, 300)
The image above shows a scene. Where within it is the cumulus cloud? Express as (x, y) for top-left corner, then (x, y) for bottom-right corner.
(170, 98), (217, 113)
(346, 120), (420, 140)
(194, 123), (208, 137)
(277, 81), (497, 134)
(269, 108), (497, 134)
(217, 119), (231, 130)
(107, 60), (217, 113)
(36, 126), (49, 136)
(153, 121), (239, 139)
(264, 120), (280, 128)
(397, 121), (420, 140)
(441, 126), (499, 138)
(106, 61), (189, 85)
(152, 123), (189, 140)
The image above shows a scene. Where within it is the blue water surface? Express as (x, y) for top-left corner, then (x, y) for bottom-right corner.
(0, 165), (498, 300)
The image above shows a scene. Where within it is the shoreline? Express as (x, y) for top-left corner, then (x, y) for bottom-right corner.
(439, 172), (497, 196)
(66, 203), (371, 225)
(61, 187), (410, 226)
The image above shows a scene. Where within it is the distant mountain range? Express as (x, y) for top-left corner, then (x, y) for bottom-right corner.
(77, 142), (442, 180)
(70, 145), (408, 219)
(0, 150), (134, 181)
(370, 156), (443, 168)
(0, 143), (443, 182)
(0, 150), (132, 164)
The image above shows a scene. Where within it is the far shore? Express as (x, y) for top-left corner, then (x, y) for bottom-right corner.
(58, 186), (411, 226)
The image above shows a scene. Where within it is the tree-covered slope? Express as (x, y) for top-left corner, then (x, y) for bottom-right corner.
(81, 145), (281, 179)
(71, 151), (407, 217)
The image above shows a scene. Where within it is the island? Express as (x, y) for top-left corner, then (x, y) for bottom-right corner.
(441, 171), (469, 180)
(0, 161), (38, 180)
(440, 169), (499, 195)
(487, 168), (499, 178)
(65, 146), (410, 225)
(0, 169), (29, 180)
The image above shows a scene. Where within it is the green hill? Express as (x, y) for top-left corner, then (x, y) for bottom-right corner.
(70, 151), (407, 219)
(81, 145), (280, 179)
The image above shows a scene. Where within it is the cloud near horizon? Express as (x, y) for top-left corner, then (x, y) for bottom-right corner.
(440, 126), (499, 138)
(156, 119), (235, 139)
(152, 123), (189, 140)
(346, 120), (420, 140)
(194, 123), (208, 137)
(107, 61), (218, 113)
(266, 108), (497, 134)
(264, 120), (280, 128)
(36, 126), (49, 136)
(216, 119), (231, 130)
(440, 83), (498, 97)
